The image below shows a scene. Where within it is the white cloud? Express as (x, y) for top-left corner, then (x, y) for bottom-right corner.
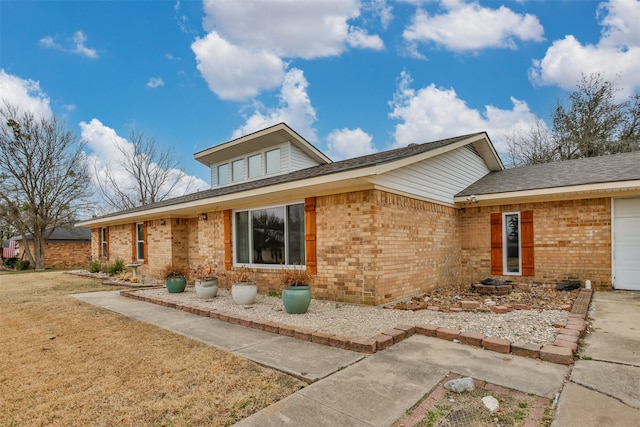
(201, 0), (380, 59)
(80, 119), (208, 207)
(327, 127), (377, 160)
(71, 31), (98, 58)
(403, 0), (544, 52)
(346, 27), (384, 50)
(146, 77), (165, 88)
(0, 69), (52, 118)
(192, 32), (286, 101)
(40, 30), (98, 58)
(530, 0), (640, 98)
(193, 0), (383, 101)
(389, 71), (540, 154)
(232, 68), (318, 142)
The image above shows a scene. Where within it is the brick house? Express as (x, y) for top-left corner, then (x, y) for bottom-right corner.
(11, 226), (91, 269)
(77, 123), (640, 304)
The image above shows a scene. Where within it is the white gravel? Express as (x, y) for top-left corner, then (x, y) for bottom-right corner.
(135, 286), (568, 345)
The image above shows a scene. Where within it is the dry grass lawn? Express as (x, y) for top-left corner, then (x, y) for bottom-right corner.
(0, 270), (304, 426)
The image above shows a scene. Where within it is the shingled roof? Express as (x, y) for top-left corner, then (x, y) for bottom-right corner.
(88, 132), (487, 221)
(457, 150), (640, 197)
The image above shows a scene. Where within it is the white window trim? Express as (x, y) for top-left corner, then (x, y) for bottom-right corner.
(101, 227), (108, 259)
(136, 222), (145, 261)
(502, 212), (521, 276)
(232, 201), (306, 269)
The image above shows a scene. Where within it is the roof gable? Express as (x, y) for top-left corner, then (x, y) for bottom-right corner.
(194, 122), (332, 167)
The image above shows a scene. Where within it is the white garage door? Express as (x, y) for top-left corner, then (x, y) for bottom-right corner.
(614, 198), (640, 290)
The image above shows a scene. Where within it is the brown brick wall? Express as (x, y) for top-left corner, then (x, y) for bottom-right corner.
(313, 190), (460, 305)
(460, 198), (612, 290)
(25, 240), (90, 269)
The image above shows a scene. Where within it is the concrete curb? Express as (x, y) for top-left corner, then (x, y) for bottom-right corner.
(119, 288), (594, 365)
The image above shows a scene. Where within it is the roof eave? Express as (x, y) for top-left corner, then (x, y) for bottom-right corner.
(453, 180), (640, 207)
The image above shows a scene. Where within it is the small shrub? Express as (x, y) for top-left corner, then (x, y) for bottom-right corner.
(280, 264), (313, 287)
(4, 257), (17, 269)
(88, 259), (102, 273)
(16, 260), (30, 270)
(161, 262), (190, 279)
(118, 272), (131, 282)
(107, 258), (125, 275)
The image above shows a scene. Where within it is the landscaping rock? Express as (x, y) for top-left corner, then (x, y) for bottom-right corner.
(444, 377), (475, 393)
(482, 395), (500, 413)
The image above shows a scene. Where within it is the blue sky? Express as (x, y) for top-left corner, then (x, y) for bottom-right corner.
(2, 0), (640, 195)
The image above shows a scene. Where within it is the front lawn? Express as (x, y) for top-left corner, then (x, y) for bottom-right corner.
(0, 271), (303, 426)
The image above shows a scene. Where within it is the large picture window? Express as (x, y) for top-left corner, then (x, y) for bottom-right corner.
(234, 203), (305, 266)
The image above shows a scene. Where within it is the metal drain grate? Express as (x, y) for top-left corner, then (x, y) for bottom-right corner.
(437, 405), (495, 427)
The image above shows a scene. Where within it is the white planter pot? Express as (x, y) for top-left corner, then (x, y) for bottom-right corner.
(231, 281), (258, 305)
(195, 278), (218, 299)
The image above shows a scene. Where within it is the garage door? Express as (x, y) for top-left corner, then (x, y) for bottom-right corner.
(614, 198), (640, 290)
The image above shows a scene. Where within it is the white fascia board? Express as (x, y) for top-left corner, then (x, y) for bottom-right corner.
(453, 180), (640, 206)
(76, 166), (380, 228)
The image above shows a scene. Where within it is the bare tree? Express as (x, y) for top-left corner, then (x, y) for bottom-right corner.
(0, 103), (92, 269)
(93, 129), (195, 212)
(507, 73), (639, 166)
(505, 119), (558, 167)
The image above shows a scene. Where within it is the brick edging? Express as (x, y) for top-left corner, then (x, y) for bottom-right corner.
(119, 288), (594, 366)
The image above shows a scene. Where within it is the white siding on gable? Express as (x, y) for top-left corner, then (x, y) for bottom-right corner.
(289, 142), (323, 171)
(370, 144), (491, 204)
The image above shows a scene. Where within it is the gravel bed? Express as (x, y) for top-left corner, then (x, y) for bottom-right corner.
(135, 286), (568, 345)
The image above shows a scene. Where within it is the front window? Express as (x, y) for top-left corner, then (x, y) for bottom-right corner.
(101, 227), (108, 259)
(136, 222), (145, 261)
(503, 212), (521, 274)
(234, 203), (305, 266)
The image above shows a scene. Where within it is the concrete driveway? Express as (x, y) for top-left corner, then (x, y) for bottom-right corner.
(552, 291), (640, 426)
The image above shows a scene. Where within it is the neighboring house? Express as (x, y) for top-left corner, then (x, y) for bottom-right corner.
(11, 226), (91, 269)
(76, 123), (640, 304)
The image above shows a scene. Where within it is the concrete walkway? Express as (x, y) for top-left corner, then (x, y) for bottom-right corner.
(552, 291), (640, 427)
(73, 290), (571, 426)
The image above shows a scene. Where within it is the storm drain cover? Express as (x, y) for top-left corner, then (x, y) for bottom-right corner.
(437, 406), (494, 427)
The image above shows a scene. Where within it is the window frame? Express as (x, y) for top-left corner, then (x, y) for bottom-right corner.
(265, 148), (281, 175)
(135, 222), (145, 262)
(232, 202), (305, 269)
(232, 159), (244, 182)
(217, 163), (229, 186)
(100, 227), (108, 259)
(502, 212), (521, 275)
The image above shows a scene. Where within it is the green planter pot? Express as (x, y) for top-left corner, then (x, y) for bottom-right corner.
(165, 276), (187, 293)
(282, 285), (311, 314)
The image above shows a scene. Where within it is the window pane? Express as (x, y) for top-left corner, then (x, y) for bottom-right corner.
(266, 149), (280, 174)
(232, 159), (244, 182)
(136, 223), (144, 261)
(235, 211), (250, 264)
(218, 163), (229, 185)
(505, 213), (520, 273)
(287, 204), (305, 264)
(252, 207), (284, 264)
(248, 154), (261, 178)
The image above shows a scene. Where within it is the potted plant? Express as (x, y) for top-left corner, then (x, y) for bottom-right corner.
(230, 266), (258, 305)
(280, 265), (313, 314)
(162, 262), (189, 293)
(191, 263), (218, 299)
